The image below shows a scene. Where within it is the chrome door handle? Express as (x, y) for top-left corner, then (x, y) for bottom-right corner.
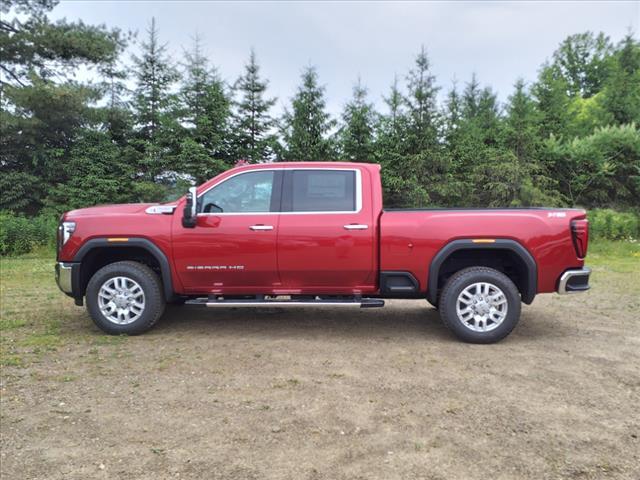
(249, 225), (274, 231)
(344, 224), (368, 230)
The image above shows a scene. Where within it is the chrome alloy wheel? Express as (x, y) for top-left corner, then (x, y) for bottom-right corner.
(98, 276), (145, 325)
(455, 282), (508, 332)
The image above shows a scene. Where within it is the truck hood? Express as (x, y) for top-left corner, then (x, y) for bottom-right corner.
(66, 203), (157, 218)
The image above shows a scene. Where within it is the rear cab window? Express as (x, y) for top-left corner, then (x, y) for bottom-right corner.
(285, 170), (358, 213)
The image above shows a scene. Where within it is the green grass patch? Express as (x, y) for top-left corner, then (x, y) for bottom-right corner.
(0, 318), (27, 330)
(19, 333), (61, 349)
(587, 240), (640, 273)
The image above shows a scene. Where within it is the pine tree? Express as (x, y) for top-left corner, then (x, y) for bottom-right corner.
(504, 79), (539, 163)
(441, 81), (471, 206)
(462, 73), (481, 119)
(131, 17), (179, 179)
(374, 72), (433, 208)
(338, 79), (376, 161)
(281, 66), (335, 161)
(178, 34), (230, 182)
(0, 0), (124, 214)
(444, 81), (461, 139)
(384, 75), (404, 131)
(404, 46), (440, 153)
(230, 49), (277, 163)
(532, 64), (572, 138)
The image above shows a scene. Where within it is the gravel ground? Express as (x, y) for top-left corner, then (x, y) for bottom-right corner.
(1, 256), (639, 480)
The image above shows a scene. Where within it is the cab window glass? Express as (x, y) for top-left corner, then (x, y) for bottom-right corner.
(199, 171), (274, 213)
(291, 170), (356, 212)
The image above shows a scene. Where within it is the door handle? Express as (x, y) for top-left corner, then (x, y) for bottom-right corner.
(344, 224), (368, 230)
(249, 225), (274, 231)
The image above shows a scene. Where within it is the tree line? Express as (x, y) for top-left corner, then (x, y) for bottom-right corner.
(1, 0), (639, 217)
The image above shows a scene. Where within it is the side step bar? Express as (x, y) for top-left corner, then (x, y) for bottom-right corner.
(185, 297), (385, 309)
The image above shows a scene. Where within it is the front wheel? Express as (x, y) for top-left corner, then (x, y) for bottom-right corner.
(86, 261), (165, 335)
(439, 267), (521, 343)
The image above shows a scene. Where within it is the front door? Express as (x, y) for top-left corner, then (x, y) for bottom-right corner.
(277, 168), (376, 294)
(172, 170), (283, 294)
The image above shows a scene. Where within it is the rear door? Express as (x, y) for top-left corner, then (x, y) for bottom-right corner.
(276, 168), (376, 294)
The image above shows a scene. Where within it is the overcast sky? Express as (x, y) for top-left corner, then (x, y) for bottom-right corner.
(52, 1), (639, 116)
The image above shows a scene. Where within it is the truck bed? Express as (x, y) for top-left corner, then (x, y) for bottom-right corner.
(379, 208), (587, 295)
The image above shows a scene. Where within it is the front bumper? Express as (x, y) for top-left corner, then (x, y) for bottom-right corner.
(557, 267), (591, 294)
(55, 262), (75, 295)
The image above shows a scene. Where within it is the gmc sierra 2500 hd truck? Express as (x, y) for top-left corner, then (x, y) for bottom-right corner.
(56, 162), (591, 343)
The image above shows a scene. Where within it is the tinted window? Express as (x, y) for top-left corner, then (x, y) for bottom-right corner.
(199, 171), (274, 213)
(291, 170), (356, 212)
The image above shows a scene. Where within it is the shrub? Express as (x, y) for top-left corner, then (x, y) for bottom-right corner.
(0, 212), (58, 256)
(588, 209), (640, 240)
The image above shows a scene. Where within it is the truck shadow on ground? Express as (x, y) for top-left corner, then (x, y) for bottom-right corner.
(153, 302), (454, 341)
(145, 302), (565, 343)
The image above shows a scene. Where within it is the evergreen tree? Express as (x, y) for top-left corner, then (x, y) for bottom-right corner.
(131, 17), (179, 180)
(0, 0), (124, 214)
(503, 79), (560, 205)
(462, 73), (482, 119)
(281, 66), (335, 161)
(338, 79), (376, 161)
(444, 80), (462, 139)
(404, 46), (440, 153)
(504, 79), (539, 163)
(532, 64), (572, 138)
(375, 77), (429, 207)
(442, 80), (472, 206)
(230, 49), (277, 163)
(385, 75), (404, 130)
(178, 34), (230, 182)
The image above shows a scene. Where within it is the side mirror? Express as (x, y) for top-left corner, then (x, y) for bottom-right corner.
(182, 186), (198, 228)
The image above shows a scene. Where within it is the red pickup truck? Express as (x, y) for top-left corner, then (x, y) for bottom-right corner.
(56, 162), (591, 343)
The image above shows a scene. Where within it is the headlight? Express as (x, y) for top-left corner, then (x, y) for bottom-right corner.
(58, 221), (76, 247)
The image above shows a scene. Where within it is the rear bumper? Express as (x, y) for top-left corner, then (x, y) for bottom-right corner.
(557, 267), (591, 294)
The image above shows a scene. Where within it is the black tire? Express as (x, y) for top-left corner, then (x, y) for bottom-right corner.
(439, 267), (521, 344)
(86, 261), (165, 335)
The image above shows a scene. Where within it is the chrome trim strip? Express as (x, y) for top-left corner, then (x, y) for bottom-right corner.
(557, 267), (591, 294)
(196, 168), (363, 216)
(205, 301), (368, 308)
(55, 262), (74, 294)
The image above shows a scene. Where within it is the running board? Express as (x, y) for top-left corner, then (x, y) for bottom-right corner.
(185, 297), (385, 309)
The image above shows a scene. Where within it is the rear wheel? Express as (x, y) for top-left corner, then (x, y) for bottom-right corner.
(86, 261), (165, 335)
(439, 267), (521, 343)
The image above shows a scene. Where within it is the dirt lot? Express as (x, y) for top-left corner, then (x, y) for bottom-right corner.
(1, 242), (639, 480)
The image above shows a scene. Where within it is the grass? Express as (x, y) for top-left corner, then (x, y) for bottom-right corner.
(1, 240), (638, 369)
(586, 239), (639, 273)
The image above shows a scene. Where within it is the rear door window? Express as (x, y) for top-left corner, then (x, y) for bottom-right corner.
(289, 170), (356, 212)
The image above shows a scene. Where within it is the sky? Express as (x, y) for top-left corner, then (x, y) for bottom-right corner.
(52, 1), (639, 117)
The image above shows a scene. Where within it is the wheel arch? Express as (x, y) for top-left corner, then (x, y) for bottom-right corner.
(427, 239), (537, 306)
(72, 238), (175, 304)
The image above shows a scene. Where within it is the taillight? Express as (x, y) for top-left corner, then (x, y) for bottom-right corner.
(571, 219), (589, 259)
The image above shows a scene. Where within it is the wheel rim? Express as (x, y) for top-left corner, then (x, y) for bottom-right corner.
(98, 276), (145, 325)
(455, 282), (508, 333)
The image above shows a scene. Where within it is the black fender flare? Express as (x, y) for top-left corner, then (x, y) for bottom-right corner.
(427, 239), (537, 305)
(73, 238), (175, 302)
